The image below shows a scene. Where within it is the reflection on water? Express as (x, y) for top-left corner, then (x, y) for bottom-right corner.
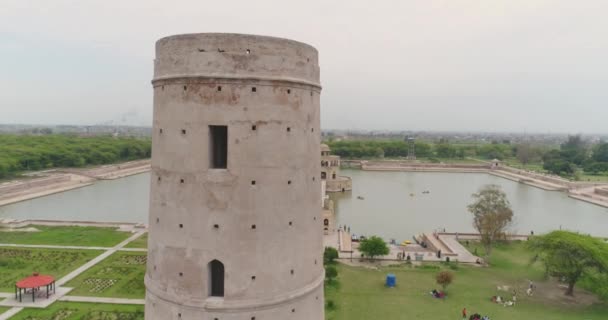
(331, 169), (608, 241)
(1, 170), (607, 240)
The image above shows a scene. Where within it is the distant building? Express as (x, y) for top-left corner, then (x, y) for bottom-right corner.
(321, 144), (352, 192)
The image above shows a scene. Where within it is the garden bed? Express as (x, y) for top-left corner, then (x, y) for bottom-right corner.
(65, 252), (146, 299)
(8, 302), (144, 320)
(0, 247), (102, 292)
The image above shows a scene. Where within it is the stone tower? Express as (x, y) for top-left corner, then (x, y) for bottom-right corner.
(145, 33), (324, 320)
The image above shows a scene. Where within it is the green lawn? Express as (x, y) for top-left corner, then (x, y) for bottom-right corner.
(0, 225), (132, 247)
(325, 242), (608, 320)
(124, 233), (148, 249)
(9, 302), (144, 320)
(578, 173), (608, 182)
(0, 304), (9, 316)
(65, 251), (146, 299)
(0, 247), (102, 292)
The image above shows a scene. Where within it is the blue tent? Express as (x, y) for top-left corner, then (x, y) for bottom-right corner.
(386, 273), (396, 287)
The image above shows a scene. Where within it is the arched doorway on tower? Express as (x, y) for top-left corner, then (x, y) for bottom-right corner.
(208, 260), (224, 297)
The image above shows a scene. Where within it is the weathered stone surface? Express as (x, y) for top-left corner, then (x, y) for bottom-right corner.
(145, 33), (324, 319)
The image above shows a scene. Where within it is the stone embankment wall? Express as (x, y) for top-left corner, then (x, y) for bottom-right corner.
(420, 233), (458, 257)
(362, 160), (489, 172)
(340, 160), (362, 169)
(596, 187), (608, 197)
(60, 159), (151, 179)
(343, 159), (607, 192)
(0, 175), (70, 199)
(326, 176), (352, 192)
(0, 218), (145, 230)
(496, 166), (573, 188)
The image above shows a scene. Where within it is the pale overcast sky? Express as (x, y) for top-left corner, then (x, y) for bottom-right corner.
(1, 0), (607, 133)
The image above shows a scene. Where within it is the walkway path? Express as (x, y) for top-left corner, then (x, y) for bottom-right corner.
(329, 231), (483, 264)
(0, 308), (23, 320)
(338, 230), (352, 252)
(0, 231), (147, 319)
(59, 296), (145, 305)
(438, 234), (477, 263)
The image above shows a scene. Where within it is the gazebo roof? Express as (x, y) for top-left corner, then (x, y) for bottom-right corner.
(16, 274), (54, 289)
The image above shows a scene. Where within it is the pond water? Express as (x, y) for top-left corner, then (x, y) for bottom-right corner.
(0, 173), (150, 223)
(1, 170), (607, 241)
(331, 169), (608, 241)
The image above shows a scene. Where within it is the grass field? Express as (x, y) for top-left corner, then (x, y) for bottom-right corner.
(0, 303), (8, 316)
(578, 173), (608, 182)
(0, 225), (132, 247)
(0, 247), (102, 292)
(9, 302), (144, 320)
(325, 242), (608, 320)
(65, 251), (146, 299)
(124, 233), (148, 248)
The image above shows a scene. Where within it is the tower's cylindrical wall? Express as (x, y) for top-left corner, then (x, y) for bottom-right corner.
(145, 33), (324, 320)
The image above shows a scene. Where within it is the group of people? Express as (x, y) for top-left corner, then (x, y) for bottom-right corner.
(491, 295), (516, 307)
(462, 308), (490, 320)
(429, 289), (445, 299)
(396, 251), (411, 261)
(526, 280), (536, 296)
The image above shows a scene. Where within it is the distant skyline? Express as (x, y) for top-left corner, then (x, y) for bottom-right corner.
(1, 0), (608, 133)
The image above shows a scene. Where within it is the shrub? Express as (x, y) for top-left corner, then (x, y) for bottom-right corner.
(325, 265), (338, 283)
(436, 270), (454, 292)
(324, 247), (339, 265)
(358, 236), (389, 260)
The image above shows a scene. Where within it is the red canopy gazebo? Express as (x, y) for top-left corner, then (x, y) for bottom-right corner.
(15, 273), (56, 302)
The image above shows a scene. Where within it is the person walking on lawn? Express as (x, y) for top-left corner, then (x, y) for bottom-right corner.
(462, 307), (467, 319)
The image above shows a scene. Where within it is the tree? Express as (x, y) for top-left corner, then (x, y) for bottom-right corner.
(560, 135), (588, 165)
(516, 143), (534, 166)
(325, 265), (338, 283)
(436, 271), (454, 292)
(467, 185), (514, 256)
(324, 247), (339, 265)
(435, 143), (456, 158)
(528, 231), (608, 296)
(358, 236), (389, 261)
(592, 142), (608, 162)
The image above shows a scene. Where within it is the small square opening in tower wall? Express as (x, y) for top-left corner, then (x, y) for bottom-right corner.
(209, 126), (228, 169)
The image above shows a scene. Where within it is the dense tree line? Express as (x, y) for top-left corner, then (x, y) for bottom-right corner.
(0, 134), (151, 179)
(326, 137), (608, 178)
(542, 135), (608, 176)
(325, 140), (515, 161)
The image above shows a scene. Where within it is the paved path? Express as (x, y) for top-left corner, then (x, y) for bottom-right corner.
(0, 308), (23, 320)
(439, 235), (478, 263)
(338, 230), (352, 252)
(59, 296), (145, 305)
